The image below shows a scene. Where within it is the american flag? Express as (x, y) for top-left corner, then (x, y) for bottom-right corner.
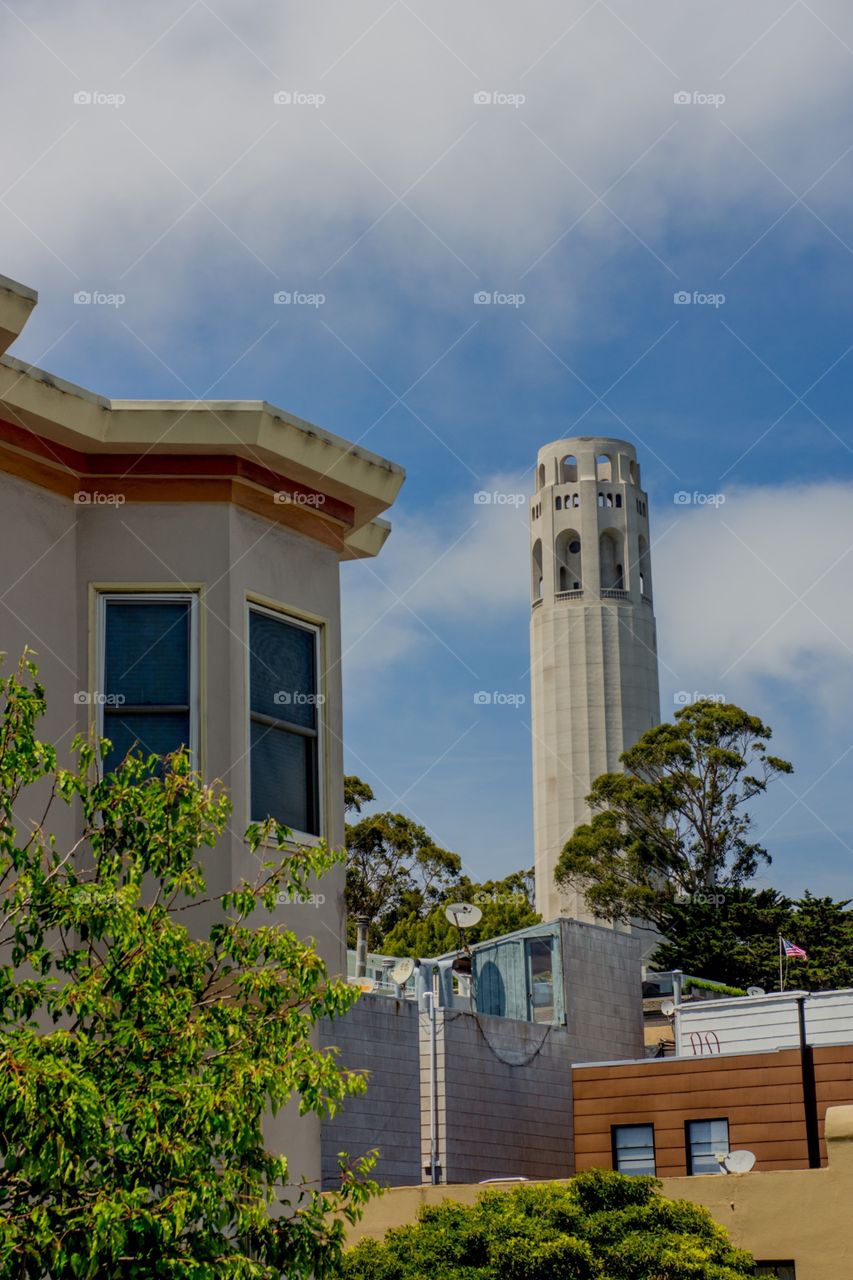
(782, 938), (808, 960)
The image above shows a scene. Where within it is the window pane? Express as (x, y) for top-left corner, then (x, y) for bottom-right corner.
(687, 1119), (729, 1175)
(105, 601), (190, 705)
(527, 938), (554, 1023)
(250, 721), (317, 835)
(613, 1125), (655, 1175)
(250, 611), (316, 729)
(102, 710), (191, 772)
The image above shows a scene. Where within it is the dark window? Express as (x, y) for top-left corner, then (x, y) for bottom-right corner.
(754, 1266), (795, 1279)
(555, 496), (562, 510)
(101, 595), (194, 771)
(612, 1124), (656, 1175)
(249, 608), (321, 836)
(686, 1118), (729, 1175)
(615, 493), (622, 508)
(526, 936), (554, 1023)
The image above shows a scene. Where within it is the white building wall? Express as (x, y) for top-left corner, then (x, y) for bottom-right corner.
(676, 990), (853, 1057)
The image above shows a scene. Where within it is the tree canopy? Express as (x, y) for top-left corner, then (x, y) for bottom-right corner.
(344, 777), (538, 954)
(340, 1169), (755, 1280)
(555, 701), (793, 930)
(651, 887), (853, 991)
(0, 654), (374, 1279)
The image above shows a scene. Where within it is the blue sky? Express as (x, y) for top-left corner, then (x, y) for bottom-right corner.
(3, 0), (853, 902)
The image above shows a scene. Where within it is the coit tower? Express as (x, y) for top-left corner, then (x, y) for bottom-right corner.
(530, 436), (661, 922)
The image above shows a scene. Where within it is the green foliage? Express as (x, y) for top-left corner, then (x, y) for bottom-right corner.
(344, 779), (539, 954)
(339, 1169), (755, 1280)
(555, 701), (793, 928)
(0, 653), (376, 1279)
(383, 871), (540, 957)
(652, 887), (853, 991)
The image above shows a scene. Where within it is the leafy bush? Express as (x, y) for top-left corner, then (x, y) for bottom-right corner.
(340, 1169), (755, 1280)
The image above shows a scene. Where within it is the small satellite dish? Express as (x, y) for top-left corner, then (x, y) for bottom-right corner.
(722, 1150), (756, 1174)
(391, 957), (416, 986)
(444, 902), (482, 929)
(660, 999), (675, 1018)
(747, 986), (765, 997)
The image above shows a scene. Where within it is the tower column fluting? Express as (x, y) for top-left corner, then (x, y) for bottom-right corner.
(529, 436), (660, 922)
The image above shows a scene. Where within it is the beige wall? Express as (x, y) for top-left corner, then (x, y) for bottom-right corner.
(0, 474), (353, 1183)
(346, 1105), (853, 1280)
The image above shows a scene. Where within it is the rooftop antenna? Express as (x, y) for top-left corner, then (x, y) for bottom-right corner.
(720, 1150), (756, 1174)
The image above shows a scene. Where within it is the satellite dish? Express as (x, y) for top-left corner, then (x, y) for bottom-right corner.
(722, 1150), (756, 1174)
(747, 986), (765, 997)
(660, 999), (675, 1018)
(391, 957), (416, 986)
(444, 902), (482, 929)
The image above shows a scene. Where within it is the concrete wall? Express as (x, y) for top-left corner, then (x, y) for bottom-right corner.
(345, 1105), (853, 1280)
(321, 996), (422, 1188)
(429, 1010), (574, 1183)
(560, 919), (644, 1062)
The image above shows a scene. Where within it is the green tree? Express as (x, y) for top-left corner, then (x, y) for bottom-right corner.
(0, 654), (375, 1279)
(651, 888), (853, 991)
(555, 701), (793, 930)
(383, 870), (540, 957)
(340, 1169), (755, 1280)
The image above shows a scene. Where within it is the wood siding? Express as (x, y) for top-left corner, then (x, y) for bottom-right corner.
(573, 1046), (853, 1175)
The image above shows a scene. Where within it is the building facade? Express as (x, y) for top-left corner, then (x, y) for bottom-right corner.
(0, 270), (404, 1182)
(529, 436), (660, 921)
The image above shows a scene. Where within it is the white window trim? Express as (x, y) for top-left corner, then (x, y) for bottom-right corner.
(246, 601), (325, 845)
(96, 591), (200, 763)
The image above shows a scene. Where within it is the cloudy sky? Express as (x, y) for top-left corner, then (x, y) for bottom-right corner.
(4, 0), (853, 900)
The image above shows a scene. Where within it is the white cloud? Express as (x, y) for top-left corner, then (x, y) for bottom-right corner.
(5, 0), (853, 359)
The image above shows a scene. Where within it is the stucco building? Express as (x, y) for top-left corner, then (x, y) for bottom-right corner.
(0, 269), (404, 1182)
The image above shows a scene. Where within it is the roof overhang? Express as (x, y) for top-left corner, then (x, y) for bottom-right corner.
(0, 274), (404, 559)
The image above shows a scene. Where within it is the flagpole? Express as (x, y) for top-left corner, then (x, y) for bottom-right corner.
(779, 935), (784, 993)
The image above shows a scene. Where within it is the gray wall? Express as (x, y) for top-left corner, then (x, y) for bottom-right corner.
(321, 995), (423, 1188)
(429, 1010), (574, 1184)
(560, 919), (644, 1062)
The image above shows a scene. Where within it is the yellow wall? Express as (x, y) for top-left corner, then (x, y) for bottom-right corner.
(346, 1105), (853, 1280)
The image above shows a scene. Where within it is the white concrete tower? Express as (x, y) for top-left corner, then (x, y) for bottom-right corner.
(530, 436), (660, 922)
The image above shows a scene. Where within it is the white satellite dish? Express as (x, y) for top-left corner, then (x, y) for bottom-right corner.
(746, 986), (765, 997)
(660, 999), (675, 1018)
(722, 1150), (756, 1174)
(444, 902), (482, 929)
(391, 957), (416, 986)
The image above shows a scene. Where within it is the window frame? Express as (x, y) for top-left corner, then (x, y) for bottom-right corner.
(611, 1123), (656, 1176)
(685, 1117), (730, 1176)
(96, 590), (200, 767)
(246, 600), (325, 844)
